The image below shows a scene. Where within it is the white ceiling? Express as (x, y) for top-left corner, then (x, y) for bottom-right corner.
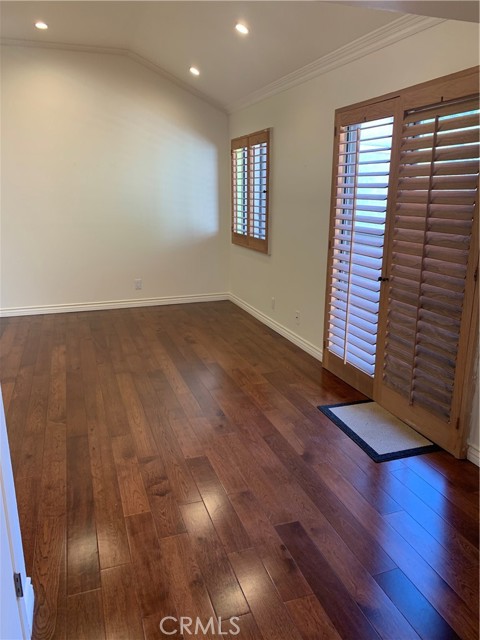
(0, 2), (475, 111)
(335, 1), (479, 23)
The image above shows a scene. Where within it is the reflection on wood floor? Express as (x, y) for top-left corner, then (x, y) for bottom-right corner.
(1, 301), (478, 639)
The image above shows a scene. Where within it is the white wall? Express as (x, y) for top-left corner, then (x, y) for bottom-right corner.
(1, 46), (229, 312)
(228, 19), (479, 354)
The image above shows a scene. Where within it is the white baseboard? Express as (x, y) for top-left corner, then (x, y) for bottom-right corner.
(0, 293), (229, 317)
(229, 293), (323, 362)
(467, 442), (480, 467)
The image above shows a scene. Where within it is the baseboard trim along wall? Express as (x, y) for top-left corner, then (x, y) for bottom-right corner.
(0, 293), (230, 317)
(229, 293), (323, 363)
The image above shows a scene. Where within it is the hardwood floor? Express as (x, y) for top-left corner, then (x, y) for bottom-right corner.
(1, 301), (478, 640)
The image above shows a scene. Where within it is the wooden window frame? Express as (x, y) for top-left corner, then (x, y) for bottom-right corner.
(231, 129), (271, 254)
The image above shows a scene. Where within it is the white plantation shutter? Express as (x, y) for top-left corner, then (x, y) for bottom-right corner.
(383, 97), (479, 421)
(232, 139), (248, 237)
(324, 105), (394, 394)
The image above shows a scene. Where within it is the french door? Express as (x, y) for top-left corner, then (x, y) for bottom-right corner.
(323, 99), (397, 398)
(323, 67), (479, 457)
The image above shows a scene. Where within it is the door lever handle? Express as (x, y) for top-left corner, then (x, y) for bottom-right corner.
(377, 277), (389, 282)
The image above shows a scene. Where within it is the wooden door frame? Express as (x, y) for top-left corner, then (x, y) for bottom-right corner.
(322, 98), (399, 398)
(322, 66), (480, 458)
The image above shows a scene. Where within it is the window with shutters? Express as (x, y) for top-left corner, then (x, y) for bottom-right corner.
(231, 129), (270, 254)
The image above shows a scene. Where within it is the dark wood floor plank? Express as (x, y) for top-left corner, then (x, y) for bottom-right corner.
(135, 320), (192, 399)
(168, 413), (205, 459)
(51, 535), (67, 640)
(1, 379), (15, 415)
(87, 395), (131, 568)
(133, 372), (202, 504)
(392, 466), (479, 546)
(187, 456), (251, 553)
(116, 371), (158, 460)
(219, 431), (297, 524)
(229, 548), (304, 640)
(405, 455), (479, 504)
(111, 434), (151, 517)
(142, 613), (184, 639)
(0, 318), (19, 374)
(377, 470), (478, 567)
(80, 330), (131, 570)
(375, 569), (461, 640)
(66, 589), (105, 640)
(314, 458), (479, 640)
(419, 451), (480, 492)
(65, 370), (88, 438)
(37, 421), (66, 521)
(32, 516), (65, 640)
(4, 359), (35, 471)
(205, 437), (249, 495)
(15, 474), (41, 575)
(125, 511), (177, 619)
(229, 489), (312, 601)
(46, 317), (67, 425)
(15, 372), (50, 479)
(280, 520), (423, 640)
(229, 613), (264, 639)
(385, 510), (479, 613)
(296, 430), (402, 516)
(96, 362), (131, 437)
(264, 431), (396, 575)
(285, 595), (341, 640)
(158, 533), (217, 640)
(101, 564), (144, 640)
(140, 456), (186, 538)
(180, 500), (250, 618)
(276, 522), (383, 640)
(111, 313), (147, 374)
(66, 434), (100, 595)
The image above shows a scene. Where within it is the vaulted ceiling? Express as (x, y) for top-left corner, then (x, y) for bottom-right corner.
(1, 2), (477, 112)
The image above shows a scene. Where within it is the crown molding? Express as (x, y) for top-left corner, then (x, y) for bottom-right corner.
(226, 14), (444, 113)
(0, 36), (133, 61)
(0, 37), (227, 114)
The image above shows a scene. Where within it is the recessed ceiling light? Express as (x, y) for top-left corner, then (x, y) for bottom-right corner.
(189, 66), (200, 76)
(235, 23), (249, 35)
(35, 21), (48, 30)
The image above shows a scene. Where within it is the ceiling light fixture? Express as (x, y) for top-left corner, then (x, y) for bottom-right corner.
(189, 66), (200, 76)
(35, 21), (48, 30)
(235, 23), (249, 35)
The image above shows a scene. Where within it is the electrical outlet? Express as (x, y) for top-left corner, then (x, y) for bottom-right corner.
(295, 310), (300, 325)
(271, 297), (276, 310)
(134, 278), (142, 290)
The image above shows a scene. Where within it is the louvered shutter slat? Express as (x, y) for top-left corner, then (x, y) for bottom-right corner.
(384, 97), (479, 420)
